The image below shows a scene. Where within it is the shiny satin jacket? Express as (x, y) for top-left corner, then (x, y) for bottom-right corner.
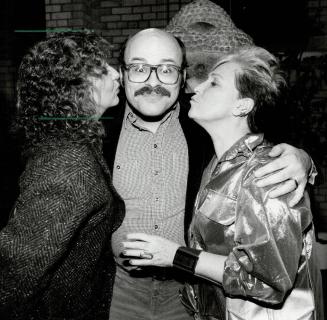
(188, 134), (323, 320)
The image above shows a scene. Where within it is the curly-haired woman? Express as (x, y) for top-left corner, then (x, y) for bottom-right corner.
(0, 32), (125, 319)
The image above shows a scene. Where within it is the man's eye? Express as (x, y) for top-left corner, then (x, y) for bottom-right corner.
(210, 81), (218, 87)
(160, 66), (174, 74)
(133, 66), (146, 73)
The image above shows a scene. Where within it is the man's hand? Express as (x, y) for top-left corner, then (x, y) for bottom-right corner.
(122, 233), (180, 267)
(254, 143), (312, 207)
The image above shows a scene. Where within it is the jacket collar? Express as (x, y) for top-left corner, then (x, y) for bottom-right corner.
(218, 133), (265, 164)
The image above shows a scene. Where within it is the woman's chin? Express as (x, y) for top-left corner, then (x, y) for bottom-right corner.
(188, 110), (202, 125)
(188, 108), (196, 120)
(105, 97), (120, 109)
(188, 112), (205, 127)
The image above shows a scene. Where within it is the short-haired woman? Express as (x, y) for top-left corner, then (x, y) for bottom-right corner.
(122, 47), (323, 320)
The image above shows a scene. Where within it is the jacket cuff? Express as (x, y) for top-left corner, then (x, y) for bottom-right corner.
(308, 159), (317, 185)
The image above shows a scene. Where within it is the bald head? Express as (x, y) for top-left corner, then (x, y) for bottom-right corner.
(124, 28), (184, 68)
(121, 28), (186, 122)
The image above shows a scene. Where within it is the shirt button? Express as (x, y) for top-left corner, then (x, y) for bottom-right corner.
(154, 225), (159, 230)
(154, 144), (157, 148)
(155, 197), (159, 201)
(116, 165), (120, 170)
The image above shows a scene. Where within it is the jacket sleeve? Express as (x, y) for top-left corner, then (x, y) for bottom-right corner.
(222, 159), (313, 305)
(0, 147), (107, 309)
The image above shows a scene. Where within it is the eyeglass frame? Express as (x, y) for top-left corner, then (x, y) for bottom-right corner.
(122, 63), (183, 85)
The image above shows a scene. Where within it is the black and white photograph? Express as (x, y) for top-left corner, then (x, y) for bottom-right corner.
(0, 0), (326, 319)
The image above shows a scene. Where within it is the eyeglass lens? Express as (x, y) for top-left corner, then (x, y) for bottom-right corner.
(127, 64), (180, 84)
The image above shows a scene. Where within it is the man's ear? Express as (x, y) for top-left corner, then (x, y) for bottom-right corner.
(233, 98), (254, 117)
(119, 66), (124, 87)
(181, 69), (187, 87)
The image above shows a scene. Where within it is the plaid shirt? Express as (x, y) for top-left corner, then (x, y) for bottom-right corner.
(111, 104), (188, 268)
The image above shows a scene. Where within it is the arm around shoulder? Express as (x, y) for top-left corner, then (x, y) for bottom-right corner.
(255, 143), (316, 206)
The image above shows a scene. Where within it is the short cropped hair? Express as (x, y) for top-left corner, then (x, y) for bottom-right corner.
(214, 46), (286, 133)
(16, 31), (112, 148)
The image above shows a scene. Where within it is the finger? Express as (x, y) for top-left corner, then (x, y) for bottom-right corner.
(122, 241), (147, 250)
(268, 179), (296, 198)
(268, 144), (285, 157)
(288, 184), (306, 207)
(256, 169), (288, 187)
(254, 160), (285, 179)
(140, 252), (153, 259)
(129, 259), (153, 266)
(122, 249), (145, 257)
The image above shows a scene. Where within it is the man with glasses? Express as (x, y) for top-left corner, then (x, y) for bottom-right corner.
(104, 28), (312, 320)
(123, 64), (182, 85)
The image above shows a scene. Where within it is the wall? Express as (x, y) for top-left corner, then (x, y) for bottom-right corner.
(45, 0), (191, 65)
(305, 0), (327, 228)
(0, 1), (15, 109)
(0, 0), (22, 225)
(308, 0), (327, 50)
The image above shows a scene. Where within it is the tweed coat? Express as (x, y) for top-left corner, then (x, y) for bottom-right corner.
(0, 140), (125, 319)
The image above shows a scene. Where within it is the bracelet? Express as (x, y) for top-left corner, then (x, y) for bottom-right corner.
(173, 246), (201, 274)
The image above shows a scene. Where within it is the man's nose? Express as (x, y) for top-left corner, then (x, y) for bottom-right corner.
(146, 68), (160, 86)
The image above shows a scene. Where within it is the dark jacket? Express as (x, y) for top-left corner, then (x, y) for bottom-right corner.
(0, 141), (125, 319)
(102, 93), (213, 242)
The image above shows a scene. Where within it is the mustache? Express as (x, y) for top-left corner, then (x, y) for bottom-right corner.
(134, 85), (171, 97)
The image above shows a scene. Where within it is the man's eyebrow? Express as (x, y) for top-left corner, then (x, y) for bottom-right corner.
(210, 72), (223, 79)
(160, 58), (179, 64)
(129, 57), (146, 62)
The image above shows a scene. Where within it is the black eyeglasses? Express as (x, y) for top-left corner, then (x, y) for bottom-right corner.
(123, 63), (182, 85)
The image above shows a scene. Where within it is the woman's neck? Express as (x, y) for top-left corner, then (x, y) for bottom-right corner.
(204, 119), (251, 160)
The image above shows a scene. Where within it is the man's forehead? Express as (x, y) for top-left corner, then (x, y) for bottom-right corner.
(124, 31), (182, 65)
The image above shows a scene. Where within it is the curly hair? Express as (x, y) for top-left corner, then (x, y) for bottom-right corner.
(16, 31), (113, 147)
(214, 46), (286, 133)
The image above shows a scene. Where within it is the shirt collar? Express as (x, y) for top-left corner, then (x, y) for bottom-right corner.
(123, 102), (180, 131)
